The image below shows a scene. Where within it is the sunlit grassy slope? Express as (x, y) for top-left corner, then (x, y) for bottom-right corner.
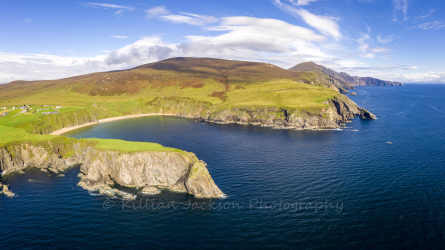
(90, 139), (182, 153)
(0, 125), (181, 153)
(226, 80), (336, 108)
(0, 57), (341, 152)
(0, 57), (338, 108)
(0, 126), (55, 146)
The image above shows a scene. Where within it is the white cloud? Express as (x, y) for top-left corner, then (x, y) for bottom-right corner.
(0, 34), (437, 84)
(354, 33), (391, 58)
(355, 33), (370, 54)
(0, 16), (335, 83)
(377, 35), (397, 44)
(356, 33), (370, 45)
(0, 52), (107, 83)
(296, 9), (341, 40)
(82, 2), (134, 15)
(392, 0), (408, 21)
(146, 6), (218, 26)
(371, 47), (391, 53)
(358, 44), (369, 52)
(83, 2), (134, 10)
(145, 6), (169, 18)
(273, 1), (342, 40)
(365, 24), (371, 33)
(285, 0), (320, 6)
(160, 13), (219, 26)
(414, 9), (436, 20)
(400, 72), (445, 82)
(110, 35), (129, 39)
(416, 21), (445, 30)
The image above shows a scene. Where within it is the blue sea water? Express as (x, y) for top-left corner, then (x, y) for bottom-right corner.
(1, 84), (444, 249)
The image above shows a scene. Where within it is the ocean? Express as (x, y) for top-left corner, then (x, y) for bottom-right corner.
(1, 84), (444, 249)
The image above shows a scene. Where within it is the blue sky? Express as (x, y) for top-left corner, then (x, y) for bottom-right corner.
(0, 0), (444, 83)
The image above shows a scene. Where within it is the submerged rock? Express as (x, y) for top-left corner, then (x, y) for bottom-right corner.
(140, 186), (161, 195)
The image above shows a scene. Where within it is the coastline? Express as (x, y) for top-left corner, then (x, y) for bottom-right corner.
(50, 113), (175, 135)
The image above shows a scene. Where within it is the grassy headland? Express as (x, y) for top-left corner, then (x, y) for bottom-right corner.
(0, 57), (359, 155)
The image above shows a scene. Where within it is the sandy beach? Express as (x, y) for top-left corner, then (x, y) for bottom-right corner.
(50, 113), (175, 135)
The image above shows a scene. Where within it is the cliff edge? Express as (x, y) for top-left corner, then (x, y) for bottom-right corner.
(0, 139), (224, 198)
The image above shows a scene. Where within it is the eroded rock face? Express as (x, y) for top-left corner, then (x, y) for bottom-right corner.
(0, 142), (224, 198)
(152, 95), (376, 131)
(77, 147), (224, 198)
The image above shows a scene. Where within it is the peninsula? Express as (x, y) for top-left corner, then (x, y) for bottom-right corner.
(0, 57), (396, 198)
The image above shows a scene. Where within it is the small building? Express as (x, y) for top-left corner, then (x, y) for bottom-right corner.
(1, 107), (6, 109)
(41, 105), (50, 107)
(56, 106), (62, 109)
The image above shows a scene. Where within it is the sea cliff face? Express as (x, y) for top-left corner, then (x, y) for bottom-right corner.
(149, 96), (376, 130)
(358, 77), (403, 87)
(0, 140), (224, 198)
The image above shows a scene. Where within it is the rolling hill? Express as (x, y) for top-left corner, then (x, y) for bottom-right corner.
(1, 57), (383, 198)
(0, 57), (378, 135)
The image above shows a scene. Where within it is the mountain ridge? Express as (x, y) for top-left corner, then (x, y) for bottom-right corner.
(0, 57), (377, 134)
(289, 61), (403, 89)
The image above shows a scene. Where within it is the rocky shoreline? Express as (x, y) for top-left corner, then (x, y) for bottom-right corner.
(0, 140), (224, 199)
(171, 95), (376, 131)
(1, 94), (376, 199)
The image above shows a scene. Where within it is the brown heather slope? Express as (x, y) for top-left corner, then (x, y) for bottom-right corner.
(1, 57), (302, 99)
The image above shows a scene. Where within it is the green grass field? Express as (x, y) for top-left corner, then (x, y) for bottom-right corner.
(89, 139), (183, 153)
(0, 57), (343, 154)
(226, 80), (337, 108)
(0, 126), (55, 146)
(0, 105), (182, 153)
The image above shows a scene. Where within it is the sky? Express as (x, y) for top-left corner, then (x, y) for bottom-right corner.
(0, 0), (444, 83)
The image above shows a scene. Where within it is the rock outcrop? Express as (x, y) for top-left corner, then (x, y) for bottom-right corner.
(359, 108), (377, 119)
(0, 183), (15, 197)
(141, 186), (161, 195)
(2, 185), (15, 197)
(0, 140), (224, 198)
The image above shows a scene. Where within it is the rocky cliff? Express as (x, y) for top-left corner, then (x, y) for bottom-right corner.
(358, 77), (403, 86)
(290, 62), (403, 89)
(145, 96), (376, 130)
(0, 139), (224, 198)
